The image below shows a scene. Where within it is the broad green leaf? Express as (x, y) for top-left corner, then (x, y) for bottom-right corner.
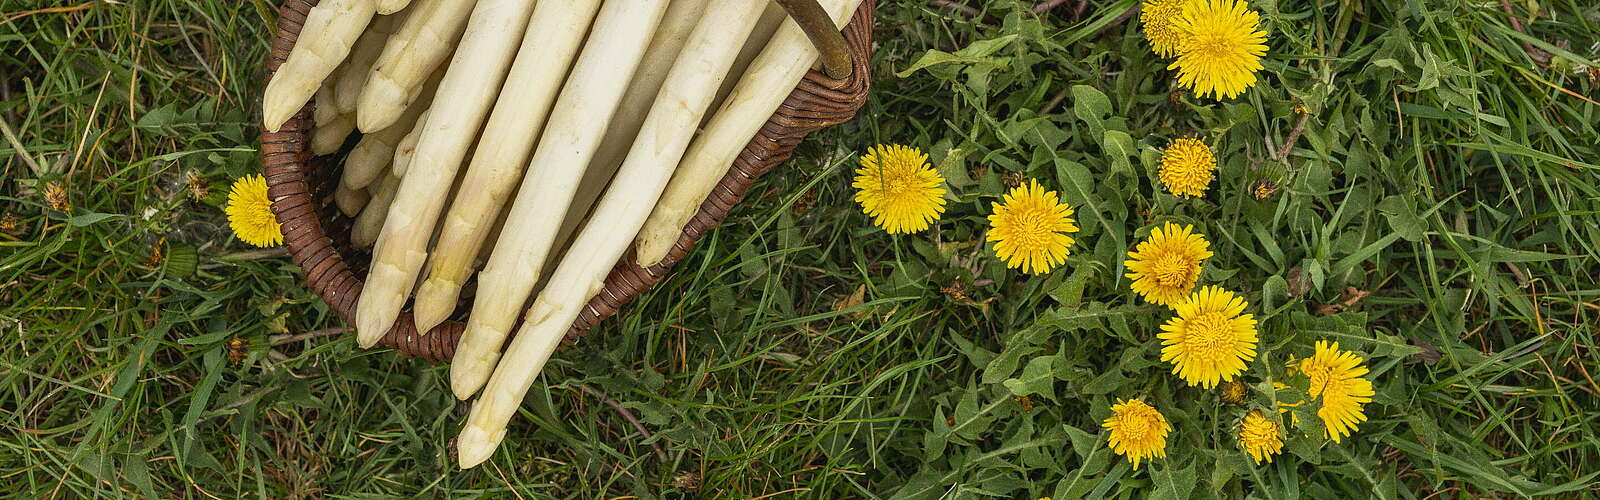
(1149, 461), (1197, 500)
(1376, 195), (1425, 242)
(1103, 130), (1137, 176)
(1082, 366), (1130, 395)
(895, 34), (1020, 78)
(1002, 355), (1059, 401)
(1262, 274), (1289, 311)
(1072, 85), (1113, 139)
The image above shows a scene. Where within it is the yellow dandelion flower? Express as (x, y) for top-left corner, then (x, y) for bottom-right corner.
(1158, 286), (1258, 388)
(1237, 410), (1284, 464)
(853, 144), (947, 234)
(1102, 398), (1170, 470)
(225, 174), (283, 248)
(1219, 378), (1248, 404)
(1299, 341), (1374, 443)
(1125, 222), (1213, 307)
(986, 180), (1079, 275)
(1158, 138), (1217, 197)
(1140, 0), (1190, 58)
(1168, 0), (1269, 100)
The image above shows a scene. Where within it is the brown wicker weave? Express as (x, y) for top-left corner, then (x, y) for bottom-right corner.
(262, 1), (873, 363)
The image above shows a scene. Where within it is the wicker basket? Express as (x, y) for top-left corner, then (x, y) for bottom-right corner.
(261, 0), (874, 363)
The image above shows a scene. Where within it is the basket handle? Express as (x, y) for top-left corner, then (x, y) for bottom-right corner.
(777, 0), (854, 79)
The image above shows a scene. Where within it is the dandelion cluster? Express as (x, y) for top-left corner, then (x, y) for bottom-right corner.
(851, 146), (1081, 275)
(839, 138), (1379, 472)
(1107, 214), (1374, 469)
(847, 27), (1375, 467)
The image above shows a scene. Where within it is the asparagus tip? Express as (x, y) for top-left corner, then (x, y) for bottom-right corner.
(354, 303), (397, 348)
(456, 422), (504, 469)
(450, 377), (481, 402)
(355, 331), (382, 348)
(634, 237), (671, 269)
(261, 75), (305, 134)
(450, 355), (493, 400)
(263, 111), (287, 134)
(412, 279), (460, 335)
(355, 79), (407, 133)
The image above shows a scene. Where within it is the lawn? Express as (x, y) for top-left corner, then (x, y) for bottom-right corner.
(2, 0), (1598, 497)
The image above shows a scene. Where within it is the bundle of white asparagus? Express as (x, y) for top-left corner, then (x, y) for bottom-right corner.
(261, 0), (863, 469)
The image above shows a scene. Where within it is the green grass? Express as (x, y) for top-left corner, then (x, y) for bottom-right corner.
(2, 0), (1598, 497)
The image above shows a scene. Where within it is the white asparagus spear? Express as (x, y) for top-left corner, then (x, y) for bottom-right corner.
(354, 0), (537, 347)
(413, 0), (666, 336)
(474, 207), (511, 264)
(263, 0), (376, 132)
(354, 119), (431, 247)
(352, 174), (400, 247)
(455, 0), (767, 468)
(447, 0), (671, 400)
(635, 0), (864, 267)
(342, 72), (440, 190)
(342, 113), (412, 188)
(390, 111), (425, 178)
(312, 115), (355, 155)
(539, 0), (786, 275)
(377, 0), (412, 14)
(579, 0), (714, 184)
(357, 0), (477, 132)
(353, 130), (453, 248)
(351, 114), (427, 247)
(314, 71), (342, 127)
(335, 183), (370, 216)
(311, 77), (356, 155)
(412, 0), (606, 334)
(712, 2), (788, 112)
(522, 0), (711, 288)
(334, 13), (401, 115)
